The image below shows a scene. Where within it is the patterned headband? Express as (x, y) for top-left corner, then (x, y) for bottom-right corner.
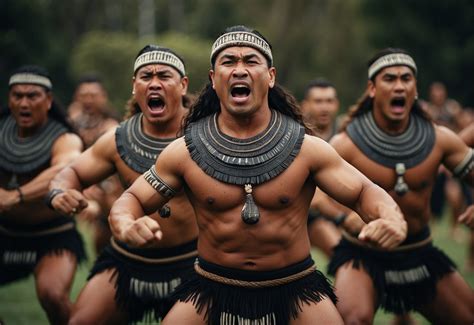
(9, 73), (52, 90)
(134, 50), (186, 76)
(368, 53), (417, 79)
(211, 31), (273, 66)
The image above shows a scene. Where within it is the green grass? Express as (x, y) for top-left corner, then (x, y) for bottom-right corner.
(0, 218), (472, 325)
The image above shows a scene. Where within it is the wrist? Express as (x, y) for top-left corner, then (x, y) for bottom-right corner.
(16, 187), (24, 204)
(45, 188), (64, 210)
(333, 213), (347, 227)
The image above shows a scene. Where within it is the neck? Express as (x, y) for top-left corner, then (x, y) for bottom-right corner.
(217, 107), (272, 139)
(141, 107), (186, 138)
(17, 121), (47, 138)
(372, 110), (409, 135)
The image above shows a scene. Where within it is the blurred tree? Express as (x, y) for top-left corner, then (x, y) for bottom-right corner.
(70, 31), (211, 115)
(362, 0), (474, 107)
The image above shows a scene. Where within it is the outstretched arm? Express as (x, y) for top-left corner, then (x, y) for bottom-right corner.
(49, 129), (118, 216)
(109, 139), (186, 247)
(0, 133), (83, 212)
(308, 136), (407, 248)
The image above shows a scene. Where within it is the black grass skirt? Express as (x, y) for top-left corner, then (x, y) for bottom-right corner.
(88, 238), (197, 324)
(0, 217), (86, 285)
(327, 227), (456, 314)
(172, 256), (337, 325)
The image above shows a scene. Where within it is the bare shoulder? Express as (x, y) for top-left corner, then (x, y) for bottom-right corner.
(459, 124), (474, 147)
(434, 124), (466, 150)
(53, 132), (83, 152)
(329, 131), (354, 158)
(89, 126), (120, 158)
(301, 134), (342, 171)
(156, 137), (190, 171)
(102, 117), (120, 130)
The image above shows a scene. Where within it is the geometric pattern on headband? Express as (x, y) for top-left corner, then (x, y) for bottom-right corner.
(368, 53), (417, 79)
(9, 73), (52, 90)
(134, 50), (186, 76)
(211, 31), (273, 66)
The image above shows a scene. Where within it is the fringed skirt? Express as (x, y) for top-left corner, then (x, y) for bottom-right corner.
(327, 227), (456, 314)
(0, 217), (86, 285)
(172, 256), (337, 325)
(88, 237), (197, 324)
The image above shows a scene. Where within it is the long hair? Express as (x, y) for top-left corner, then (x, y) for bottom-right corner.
(184, 25), (307, 132)
(341, 48), (431, 131)
(4, 65), (75, 133)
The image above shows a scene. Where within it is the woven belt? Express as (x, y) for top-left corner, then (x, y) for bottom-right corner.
(110, 237), (198, 264)
(342, 230), (432, 252)
(0, 222), (74, 237)
(194, 261), (317, 288)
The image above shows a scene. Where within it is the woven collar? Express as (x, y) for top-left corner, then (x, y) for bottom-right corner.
(185, 110), (305, 185)
(115, 113), (177, 173)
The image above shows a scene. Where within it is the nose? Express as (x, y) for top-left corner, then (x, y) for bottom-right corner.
(232, 63), (248, 78)
(394, 78), (405, 92)
(149, 76), (162, 90)
(19, 96), (29, 109)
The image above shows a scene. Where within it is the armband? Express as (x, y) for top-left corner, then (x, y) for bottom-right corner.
(17, 187), (24, 203)
(45, 188), (64, 209)
(143, 166), (177, 199)
(453, 149), (474, 179)
(333, 213), (348, 227)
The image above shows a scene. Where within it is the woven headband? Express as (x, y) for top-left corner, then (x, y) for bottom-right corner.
(211, 31), (273, 66)
(368, 53), (417, 79)
(134, 50), (185, 76)
(9, 73), (52, 90)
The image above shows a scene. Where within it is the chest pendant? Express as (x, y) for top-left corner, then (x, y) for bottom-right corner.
(241, 184), (260, 224)
(394, 163), (409, 196)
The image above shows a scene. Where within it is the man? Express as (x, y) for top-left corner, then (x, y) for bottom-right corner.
(48, 45), (198, 324)
(69, 75), (122, 254)
(109, 26), (407, 325)
(327, 48), (474, 324)
(300, 78), (343, 257)
(0, 65), (84, 324)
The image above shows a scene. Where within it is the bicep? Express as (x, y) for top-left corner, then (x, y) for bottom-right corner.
(50, 133), (83, 167)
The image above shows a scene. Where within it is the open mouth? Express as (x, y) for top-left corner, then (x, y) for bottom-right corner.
(390, 97), (406, 107)
(148, 97), (165, 111)
(19, 111), (32, 118)
(231, 85), (251, 98)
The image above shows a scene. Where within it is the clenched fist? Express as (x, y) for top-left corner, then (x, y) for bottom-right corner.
(117, 216), (163, 247)
(51, 189), (88, 216)
(359, 217), (407, 249)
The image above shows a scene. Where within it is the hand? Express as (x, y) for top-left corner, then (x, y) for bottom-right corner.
(77, 200), (102, 223)
(359, 217), (407, 249)
(118, 216), (163, 247)
(458, 205), (474, 229)
(51, 189), (88, 216)
(0, 188), (21, 212)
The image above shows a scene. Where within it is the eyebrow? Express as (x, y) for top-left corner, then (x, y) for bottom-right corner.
(382, 72), (413, 78)
(138, 68), (174, 75)
(218, 53), (261, 61)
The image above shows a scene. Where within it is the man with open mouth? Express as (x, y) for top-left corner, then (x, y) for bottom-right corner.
(327, 48), (474, 324)
(48, 45), (198, 324)
(109, 26), (408, 325)
(0, 65), (85, 324)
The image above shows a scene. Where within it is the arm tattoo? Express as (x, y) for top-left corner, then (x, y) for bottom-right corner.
(453, 149), (474, 179)
(143, 166), (178, 199)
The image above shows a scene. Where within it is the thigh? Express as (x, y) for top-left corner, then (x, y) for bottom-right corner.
(34, 251), (77, 296)
(417, 271), (474, 324)
(162, 300), (207, 325)
(309, 219), (341, 258)
(291, 295), (343, 325)
(70, 268), (128, 325)
(334, 261), (377, 323)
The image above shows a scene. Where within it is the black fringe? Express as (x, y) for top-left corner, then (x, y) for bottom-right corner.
(328, 231), (456, 314)
(88, 240), (197, 324)
(172, 257), (337, 325)
(0, 218), (86, 285)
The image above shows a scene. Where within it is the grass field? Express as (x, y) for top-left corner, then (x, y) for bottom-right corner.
(0, 217), (473, 325)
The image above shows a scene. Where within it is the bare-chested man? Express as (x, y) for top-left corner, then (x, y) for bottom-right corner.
(109, 25), (407, 325)
(327, 48), (474, 324)
(300, 78), (343, 257)
(0, 65), (84, 324)
(48, 45), (198, 324)
(69, 75), (122, 254)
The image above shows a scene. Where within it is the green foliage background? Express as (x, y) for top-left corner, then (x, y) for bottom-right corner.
(2, 0), (473, 114)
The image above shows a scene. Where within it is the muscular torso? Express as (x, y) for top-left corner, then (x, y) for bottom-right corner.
(333, 127), (448, 235)
(178, 138), (317, 270)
